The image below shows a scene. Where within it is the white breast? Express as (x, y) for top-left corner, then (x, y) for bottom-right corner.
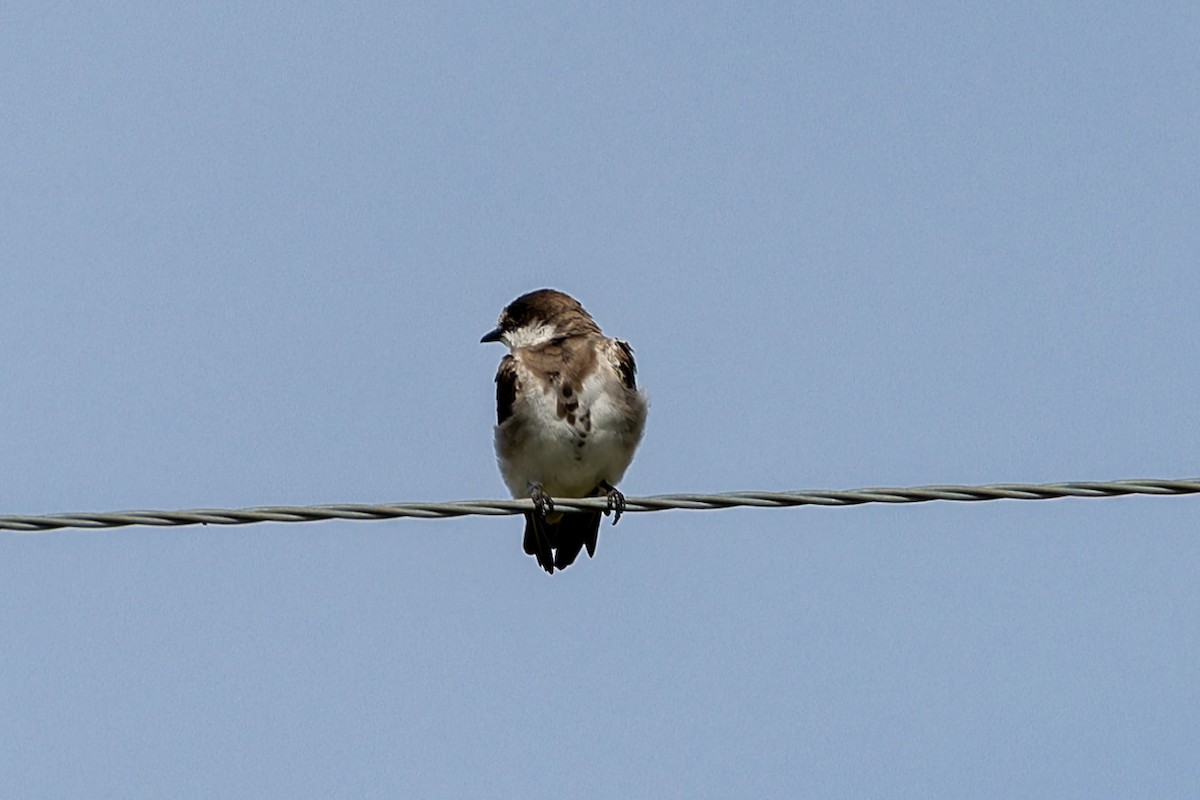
(495, 362), (645, 499)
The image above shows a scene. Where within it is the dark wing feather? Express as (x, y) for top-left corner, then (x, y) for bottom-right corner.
(612, 339), (637, 390)
(495, 355), (518, 425)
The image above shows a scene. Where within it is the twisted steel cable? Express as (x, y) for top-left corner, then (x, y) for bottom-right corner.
(1, 477), (1197, 533)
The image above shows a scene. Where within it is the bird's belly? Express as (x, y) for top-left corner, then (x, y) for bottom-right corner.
(495, 393), (636, 498)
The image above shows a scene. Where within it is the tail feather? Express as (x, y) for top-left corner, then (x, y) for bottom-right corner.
(522, 513), (555, 574)
(584, 532), (598, 558)
(522, 511), (602, 573)
(551, 512), (602, 570)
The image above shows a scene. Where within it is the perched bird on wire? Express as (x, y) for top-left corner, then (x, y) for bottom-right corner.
(482, 289), (648, 574)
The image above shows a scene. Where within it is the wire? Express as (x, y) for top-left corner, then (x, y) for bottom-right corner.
(1, 477), (1197, 533)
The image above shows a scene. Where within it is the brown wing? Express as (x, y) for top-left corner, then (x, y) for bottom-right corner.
(495, 355), (518, 425)
(612, 339), (638, 390)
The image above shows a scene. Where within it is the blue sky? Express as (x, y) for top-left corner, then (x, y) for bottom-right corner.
(2, 2), (1198, 797)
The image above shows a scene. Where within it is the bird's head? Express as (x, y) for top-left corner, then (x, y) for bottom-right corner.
(481, 289), (601, 350)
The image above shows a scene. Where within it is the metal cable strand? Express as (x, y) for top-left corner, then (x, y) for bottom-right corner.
(2, 477), (1198, 533)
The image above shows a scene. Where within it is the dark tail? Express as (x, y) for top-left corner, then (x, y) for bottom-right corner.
(523, 513), (555, 574)
(523, 511), (602, 574)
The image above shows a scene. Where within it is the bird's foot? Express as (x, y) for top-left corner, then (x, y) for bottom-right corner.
(529, 483), (554, 520)
(526, 483), (555, 574)
(599, 480), (625, 526)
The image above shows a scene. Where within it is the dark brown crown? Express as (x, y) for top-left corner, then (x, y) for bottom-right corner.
(498, 289), (600, 336)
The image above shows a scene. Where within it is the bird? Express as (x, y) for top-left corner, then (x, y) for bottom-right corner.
(481, 289), (647, 574)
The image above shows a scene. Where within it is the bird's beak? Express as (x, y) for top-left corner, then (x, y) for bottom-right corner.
(480, 328), (503, 344)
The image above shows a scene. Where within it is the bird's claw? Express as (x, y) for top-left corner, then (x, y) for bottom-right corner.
(600, 481), (625, 526)
(529, 483), (554, 519)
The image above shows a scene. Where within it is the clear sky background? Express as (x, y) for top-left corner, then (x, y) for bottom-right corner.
(2, 3), (1198, 797)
